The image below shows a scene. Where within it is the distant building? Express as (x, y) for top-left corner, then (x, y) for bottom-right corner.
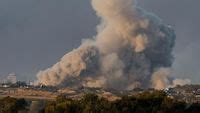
(29, 81), (34, 86)
(2, 84), (10, 88)
(7, 73), (17, 84)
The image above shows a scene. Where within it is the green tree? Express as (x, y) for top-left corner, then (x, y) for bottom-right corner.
(0, 97), (27, 113)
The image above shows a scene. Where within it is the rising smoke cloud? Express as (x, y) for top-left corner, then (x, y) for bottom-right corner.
(36, 0), (189, 90)
(151, 68), (191, 90)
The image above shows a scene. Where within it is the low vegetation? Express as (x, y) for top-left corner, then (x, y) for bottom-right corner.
(0, 96), (28, 113)
(0, 91), (199, 113)
(41, 91), (200, 113)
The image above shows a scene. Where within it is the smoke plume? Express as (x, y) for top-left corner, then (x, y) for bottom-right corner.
(151, 68), (191, 90)
(151, 68), (171, 90)
(36, 0), (188, 90)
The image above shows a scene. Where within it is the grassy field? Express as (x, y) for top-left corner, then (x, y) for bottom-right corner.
(0, 87), (56, 101)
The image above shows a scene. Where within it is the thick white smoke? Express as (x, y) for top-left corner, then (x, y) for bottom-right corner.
(151, 68), (171, 90)
(36, 0), (187, 90)
(151, 68), (191, 90)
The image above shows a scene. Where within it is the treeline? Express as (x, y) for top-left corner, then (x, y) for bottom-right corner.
(0, 91), (199, 113)
(1, 81), (27, 88)
(41, 91), (200, 113)
(0, 96), (28, 113)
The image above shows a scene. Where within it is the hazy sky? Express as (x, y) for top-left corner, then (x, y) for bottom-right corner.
(0, 0), (199, 83)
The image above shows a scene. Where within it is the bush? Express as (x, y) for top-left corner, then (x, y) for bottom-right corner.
(43, 91), (185, 113)
(0, 96), (28, 113)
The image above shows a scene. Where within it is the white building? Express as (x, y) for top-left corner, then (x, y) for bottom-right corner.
(7, 73), (17, 84)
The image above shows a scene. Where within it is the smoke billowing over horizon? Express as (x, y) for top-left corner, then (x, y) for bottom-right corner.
(35, 0), (190, 90)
